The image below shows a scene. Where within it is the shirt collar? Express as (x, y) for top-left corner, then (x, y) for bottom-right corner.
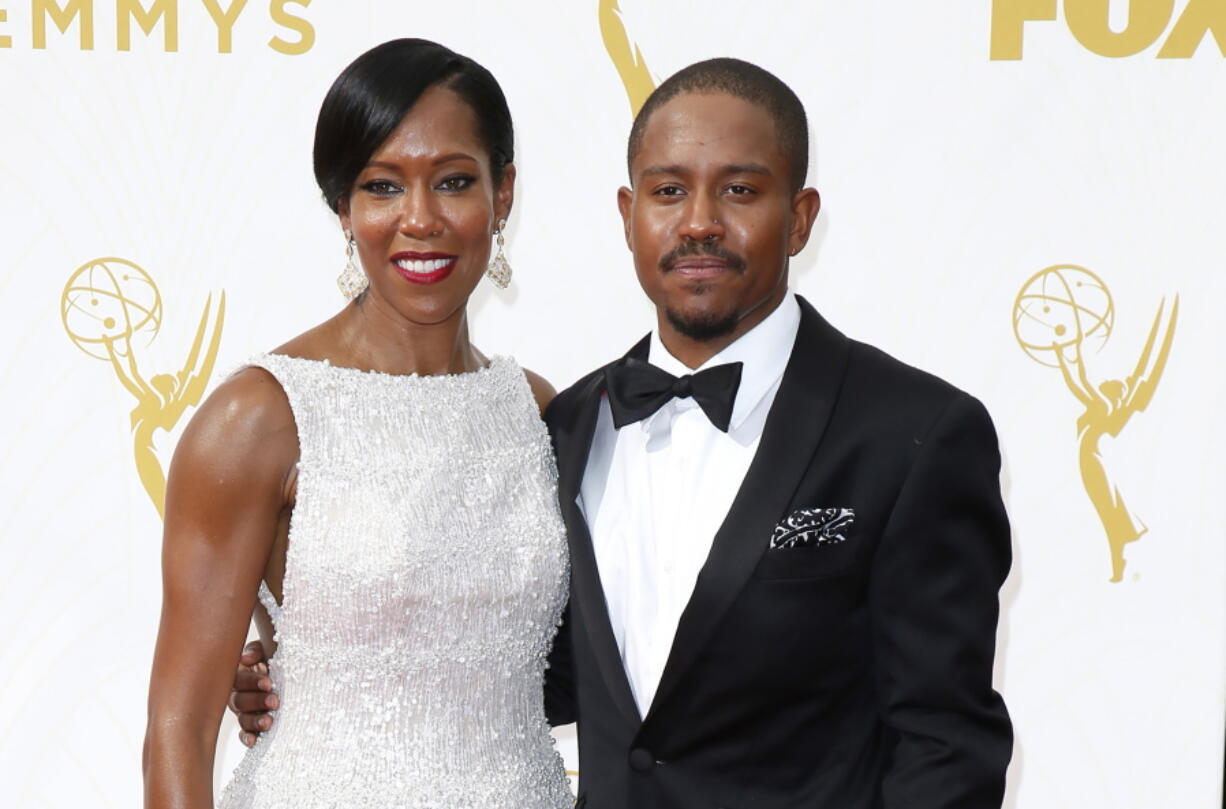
(647, 293), (801, 432)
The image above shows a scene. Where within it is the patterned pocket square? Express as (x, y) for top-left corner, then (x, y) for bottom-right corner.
(769, 507), (856, 550)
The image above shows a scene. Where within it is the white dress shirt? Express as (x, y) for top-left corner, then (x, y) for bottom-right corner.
(579, 293), (802, 717)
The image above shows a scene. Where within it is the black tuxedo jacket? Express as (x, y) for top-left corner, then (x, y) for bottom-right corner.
(544, 296), (1012, 809)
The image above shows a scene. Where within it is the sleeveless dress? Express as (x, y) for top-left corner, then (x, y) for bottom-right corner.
(218, 354), (572, 809)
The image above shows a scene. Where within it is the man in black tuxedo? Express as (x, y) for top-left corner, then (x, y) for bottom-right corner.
(233, 58), (1012, 808)
(541, 58), (1012, 808)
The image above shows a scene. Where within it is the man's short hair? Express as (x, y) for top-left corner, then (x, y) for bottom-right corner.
(627, 58), (809, 191)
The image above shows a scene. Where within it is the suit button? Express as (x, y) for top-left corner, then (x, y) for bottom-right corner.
(628, 747), (655, 772)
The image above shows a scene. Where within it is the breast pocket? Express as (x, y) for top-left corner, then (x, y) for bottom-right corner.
(753, 506), (862, 580)
(752, 537), (862, 580)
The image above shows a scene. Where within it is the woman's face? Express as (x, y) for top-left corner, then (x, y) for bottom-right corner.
(339, 84), (513, 326)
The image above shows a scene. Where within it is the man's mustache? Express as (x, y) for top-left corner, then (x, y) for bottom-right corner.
(659, 241), (748, 273)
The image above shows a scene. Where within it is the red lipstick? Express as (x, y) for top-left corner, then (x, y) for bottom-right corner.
(391, 251), (457, 285)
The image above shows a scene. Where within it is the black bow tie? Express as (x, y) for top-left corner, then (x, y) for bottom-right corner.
(604, 357), (744, 432)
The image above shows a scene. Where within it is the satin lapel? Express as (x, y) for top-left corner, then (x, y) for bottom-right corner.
(556, 335), (650, 726)
(644, 297), (851, 721)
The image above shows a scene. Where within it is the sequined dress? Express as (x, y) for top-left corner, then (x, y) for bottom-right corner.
(218, 354), (572, 809)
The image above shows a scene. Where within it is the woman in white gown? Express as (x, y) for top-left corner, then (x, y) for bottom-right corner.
(142, 39), (572, 808)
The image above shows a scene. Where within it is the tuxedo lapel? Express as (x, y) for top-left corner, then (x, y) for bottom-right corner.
(644, 297), (851, 722)
(555, 336), (650, 726)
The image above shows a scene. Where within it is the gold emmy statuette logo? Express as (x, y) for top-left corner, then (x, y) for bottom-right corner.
(1013, 265), (1178, 582)
(599, 0), (656, 116)
(61, 257), (225, 519)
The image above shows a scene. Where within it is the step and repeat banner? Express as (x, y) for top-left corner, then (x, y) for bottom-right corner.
(1, 1), (1223, 807)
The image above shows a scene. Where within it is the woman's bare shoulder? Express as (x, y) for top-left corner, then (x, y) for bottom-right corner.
(172, 365), (298, 480)
(188, 311), (350, 467)
(521, 368), (557, 415)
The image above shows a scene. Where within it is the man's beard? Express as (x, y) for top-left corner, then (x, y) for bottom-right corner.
(659, 241), (747, 341)
(664, 302), (740, 341)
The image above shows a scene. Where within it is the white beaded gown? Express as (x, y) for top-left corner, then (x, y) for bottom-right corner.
(218, 354), (572, 809)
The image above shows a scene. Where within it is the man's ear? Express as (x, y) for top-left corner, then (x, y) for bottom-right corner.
(787, 187), (821, 256)
(617, 186), (633, 249)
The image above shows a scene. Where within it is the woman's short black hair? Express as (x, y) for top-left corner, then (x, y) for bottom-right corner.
(313, 38), (514, 213)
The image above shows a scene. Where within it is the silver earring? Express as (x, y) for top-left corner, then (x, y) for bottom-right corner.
(337, 230), (367, 299)
(485, 220), (512, 289)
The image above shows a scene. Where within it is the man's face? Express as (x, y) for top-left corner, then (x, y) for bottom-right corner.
(618, 91), (818, 346)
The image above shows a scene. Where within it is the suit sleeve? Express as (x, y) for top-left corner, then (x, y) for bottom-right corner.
(544, 600), (578, 726)
(870, 393), (1013, 808)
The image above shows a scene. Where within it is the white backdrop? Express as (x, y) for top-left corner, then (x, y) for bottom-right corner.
(1, 1), (1223, 807)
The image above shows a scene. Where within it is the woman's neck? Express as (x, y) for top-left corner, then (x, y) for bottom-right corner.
(329, 294), (484, 376)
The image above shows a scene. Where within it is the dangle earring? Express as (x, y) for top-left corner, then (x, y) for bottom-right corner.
(485, 219), (512, 289)
(337, 230), (367, 299)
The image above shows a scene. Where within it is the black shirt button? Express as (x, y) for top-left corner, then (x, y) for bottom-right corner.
(628, 747), (655, 772)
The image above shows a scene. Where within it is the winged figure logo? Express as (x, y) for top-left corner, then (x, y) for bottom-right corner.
(62, 258), (225, 518)
(1013, 265), (1178, 581)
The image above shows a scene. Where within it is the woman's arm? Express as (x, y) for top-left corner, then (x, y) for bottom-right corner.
(142, 368), (297, 809)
